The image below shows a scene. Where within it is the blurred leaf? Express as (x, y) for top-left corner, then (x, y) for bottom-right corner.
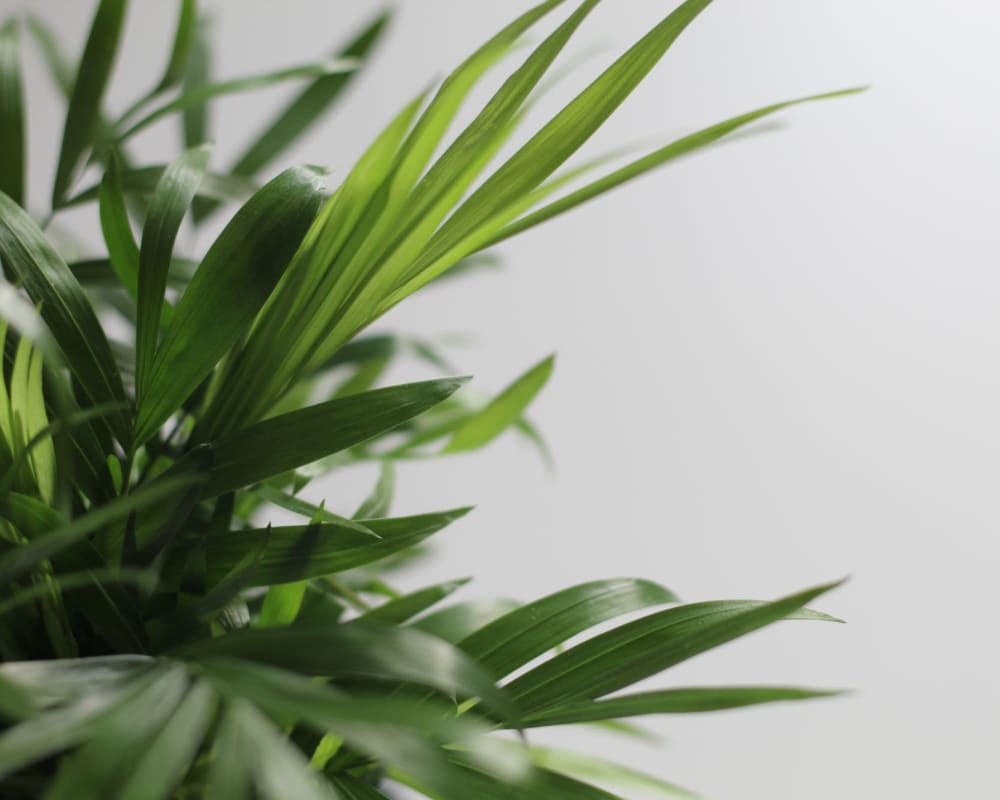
(181, 12), (211, 148)
(117, 59), (358, 144)
(353, 460), (395, 519)
(411, 597), (521, 644)
(52, 0), (129, 206)
(231, 11), (390, 178)
(23, 15), (73, 97)
(355, 578), (470, 626)
(65, 164), (255, 208)
(444, 354), (554, 453)
(0, 20), (25, 206)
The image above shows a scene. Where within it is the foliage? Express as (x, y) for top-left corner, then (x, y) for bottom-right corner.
(0, 1), (855, 797)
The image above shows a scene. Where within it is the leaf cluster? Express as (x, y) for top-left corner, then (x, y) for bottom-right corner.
(0, 1), (854, 797)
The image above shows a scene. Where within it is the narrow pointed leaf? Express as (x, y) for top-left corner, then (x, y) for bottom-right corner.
(444, 354), (554, 453)
(65, 165), (255, 208)
(134, 143), (211, 397)
(117, 59), (357, 144)
(181, 13), (211, 148)
(524, 686), (843, 727)
(200, 377), (468, 497)
(459, 578), (678, 679)
(52, 0), (129, 206)
(206, 507), (470, 585)
(0, 192), (130, 444)
(136, 166), (325, 445)
(231, 12), (389, 177)
(487, 89), (864, 247)
(98, 154), (140, 294)
(506, 581), (843, 714)
(355, 578), (470, 626)
(0, 20), (25, 206)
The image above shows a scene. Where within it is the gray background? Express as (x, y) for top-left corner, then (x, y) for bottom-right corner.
(4, 1), (999, 798)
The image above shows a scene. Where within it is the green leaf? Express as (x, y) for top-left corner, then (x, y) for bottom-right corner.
(231, 11), (390, 177)
(201, 659), (511, 799)
(23, 15), (73, 97)
(257, 581), (308, 628)
(176, 622), (520, 725)
(328, 776), (393, 800)
(43, 663), (189, 800)
(117, 59), (358, 145)
(355, 578), (470, 626)
(206, 507), (470, 586)
(116, 680), (217, 800)
(444, 354), (554, 453)
(134, 143), (211, 398)
(0, 192), (131, 445)
(458, 578), (678, 679)
(353, 460), (395, 518)
(486, 89), (865, 247)
(527, 745), (702, 799)
(156, 0), (198, 92)
(52, 0), (129, 206)
(0, 672), (36, 721)
(199, 377), (468, 497)
(399, 0), (717, 294)
(251, 484), (373, 536)
(98, 154), (140, 295)
(411, 597), (521, 644)
(65, 164), (255, 208)
(0, 476), (200, 584)
(524, 686), (843, 727)
(181, 12), (211, 149)
(0, 20), (25, 206)
(135, 166), (325, 445)
(505, 581), (843, 714)
(206, 699), (332, 800)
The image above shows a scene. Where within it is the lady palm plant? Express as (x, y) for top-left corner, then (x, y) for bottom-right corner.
(0, 1), (856, 798)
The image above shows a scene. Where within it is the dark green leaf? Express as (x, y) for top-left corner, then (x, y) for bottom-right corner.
(134, 143), (211, 398)
(524, 686), (843, 727)
(505, 581), (843, 714)
(206, 507), (470, 586)
(181, 12), (210, 149)
(199, 377), (468, 497)
(459, 578), (678, 679)
(98, 154), (140, 294)
(0, 477), (199, 583)
(0, 192), (131, 445)
(0, 20), (25, 206)
(135, 166), (325, 445)
(52, 0), (129, 206)
(177, 622), (520, 724)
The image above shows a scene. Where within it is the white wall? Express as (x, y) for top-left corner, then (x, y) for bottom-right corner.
(5, 1), (999, 798)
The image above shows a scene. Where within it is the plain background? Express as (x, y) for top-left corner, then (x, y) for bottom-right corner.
(4, 1), (999, 798)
